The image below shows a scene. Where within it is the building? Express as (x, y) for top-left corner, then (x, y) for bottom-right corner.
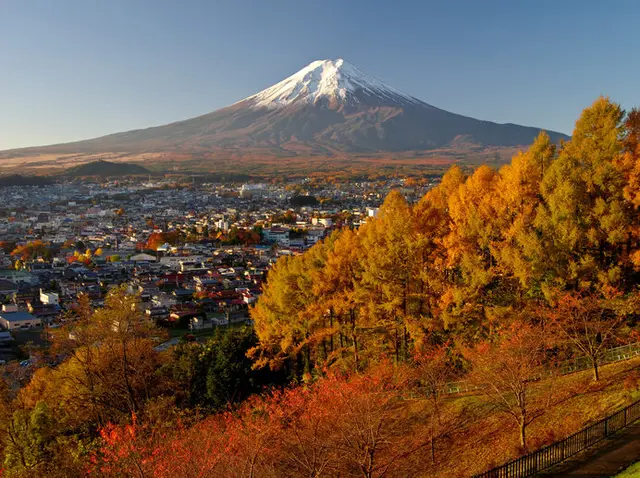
(160, 255), (206, 269)
(312, 217), (333, 227)
(366, 207), (380, 218)
(262, 227), (290, 247)
(215, 219), (230, 232)
(40, 289), (59, 305)
(130, 253), (157, 262)
(239, 183), (267, 199)
(0, 311), (42, 330)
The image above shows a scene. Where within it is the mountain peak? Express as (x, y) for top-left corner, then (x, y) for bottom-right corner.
(243, 58), (423, 109)
(1, 59), (570, 160)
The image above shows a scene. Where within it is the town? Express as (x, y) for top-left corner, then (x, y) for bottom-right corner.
(0, 176), (437, 363)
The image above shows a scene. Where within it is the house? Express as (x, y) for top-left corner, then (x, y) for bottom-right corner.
(131, 253), (157, 262)
(262, 227), (290, 247)
(40, 289), (59, 305)
(0, 311), (42, 330)
(0, 279), (18, 297)
(312, 217), (333, 227)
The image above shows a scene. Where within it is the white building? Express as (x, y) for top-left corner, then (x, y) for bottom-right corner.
(160, 255), (206, 270)
(239, 183), (267, 199)
(263, 227), (290, 247)
(0, 311), (42, 330)
(312, 217), (333, 227)
(40, 289), (59, 305)
(306, 227), (327, 245)
(215, 219), (230, 232)
(366, 207), (380, 218)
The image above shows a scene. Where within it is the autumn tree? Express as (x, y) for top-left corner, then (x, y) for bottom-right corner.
(467, 321), (552, 450)
(413, 345), (456, 463)
(311, 228), (366, 370)
(359, 190), (425, 362)
(536, 97), (630, 292)
(28, 287), (167, 430)
(494, 132), (556, 295)
(250, 239), (332, 375)
(548, 289), (639, 381)
(616, 108), (640, 270)
(3, 402), (58, 475)
(10, 240), (50, 261)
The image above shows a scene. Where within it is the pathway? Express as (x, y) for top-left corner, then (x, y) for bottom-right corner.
(540, 422), (640, 477)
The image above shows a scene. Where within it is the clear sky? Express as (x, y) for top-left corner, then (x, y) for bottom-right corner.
(1, 0), (639, 149)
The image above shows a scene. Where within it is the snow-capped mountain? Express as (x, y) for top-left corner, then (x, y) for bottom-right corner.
(243, 58), (423, 109)
(2, 59), (569, 158)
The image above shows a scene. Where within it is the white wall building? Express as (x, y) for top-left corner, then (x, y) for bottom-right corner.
(40, 289), (59, 305)
(263, 228), (290, 247)
(0, 311), (42, 330)
(366, 207), (380, 218)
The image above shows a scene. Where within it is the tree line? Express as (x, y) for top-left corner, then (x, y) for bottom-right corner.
(251, 97), (640, 381)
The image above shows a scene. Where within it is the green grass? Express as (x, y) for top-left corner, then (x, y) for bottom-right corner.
(616, 461), (640, 477)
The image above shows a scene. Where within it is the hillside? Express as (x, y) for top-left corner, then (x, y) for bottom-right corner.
(0, 174), (54, 187)
(60, 160), (150, 177)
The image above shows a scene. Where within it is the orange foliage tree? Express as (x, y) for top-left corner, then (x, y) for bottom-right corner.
(89, 363), (433, 477)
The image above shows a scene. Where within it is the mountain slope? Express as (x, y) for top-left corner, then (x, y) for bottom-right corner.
(2, 59), (569, 157)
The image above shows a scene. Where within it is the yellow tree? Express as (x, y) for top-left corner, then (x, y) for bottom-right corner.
(359, 190), (416, 362)
(536, 97), (629, 293)
(616, 108), (640, 269)
(312, 228), (366, 370)
(27, 287), (166, 429)
(250, 240), (331, 375)
(440, 165), (501, 335)
(494, 132), (556, 294)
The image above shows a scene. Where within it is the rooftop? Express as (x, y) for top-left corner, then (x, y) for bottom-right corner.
(0, 311), (39, 322)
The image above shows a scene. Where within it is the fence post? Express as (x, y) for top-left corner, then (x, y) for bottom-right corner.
(604, 418), (608, 437)
(624, 407), (628, 427)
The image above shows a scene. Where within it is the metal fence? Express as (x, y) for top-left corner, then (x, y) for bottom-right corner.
(401, 342), (640, 401)
(444, 341), (640, 398)
(473, 398), (640, 477)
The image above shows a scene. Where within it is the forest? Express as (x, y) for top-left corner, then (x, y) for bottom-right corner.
(0, 97), (640, 477)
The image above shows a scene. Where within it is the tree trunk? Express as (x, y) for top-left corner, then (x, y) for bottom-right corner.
(120, 340), (139, 414)
(592, 357), (600, 381)
(403, 326), (408, 361)
(351, 309), (359, 370)
(353, 334), (359, 371)
(519, 420), (527, 450)
(395, 326), (399, 362)
(430, 418), (436, 464)
(329, 310), (334, 353)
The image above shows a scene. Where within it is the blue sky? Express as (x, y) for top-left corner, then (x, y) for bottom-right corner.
(1, 0), (639, 149)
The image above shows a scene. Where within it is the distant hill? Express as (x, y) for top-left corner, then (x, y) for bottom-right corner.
(61, 160), (150, 177)
(0, 175), (54, 187)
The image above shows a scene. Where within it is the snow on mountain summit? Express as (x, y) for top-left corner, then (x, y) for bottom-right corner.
(244, 58), (424, 109)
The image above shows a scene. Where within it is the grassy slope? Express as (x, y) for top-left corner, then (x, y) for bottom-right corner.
(617, 461), (640, 477)
(416, 357), (640, 477)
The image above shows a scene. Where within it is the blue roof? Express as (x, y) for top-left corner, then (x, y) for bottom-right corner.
(0, 312), (39, 322)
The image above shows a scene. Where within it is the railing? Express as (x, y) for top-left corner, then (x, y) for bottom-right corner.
(473, 398), (640, 477)
(445, 341), (640, 397)
(402, 342), (640, 401)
